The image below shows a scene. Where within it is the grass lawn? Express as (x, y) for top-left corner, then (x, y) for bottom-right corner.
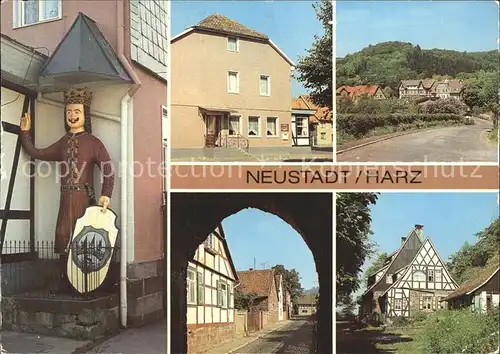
(487, 129), (498, 144)
(374, 327), (426, 353)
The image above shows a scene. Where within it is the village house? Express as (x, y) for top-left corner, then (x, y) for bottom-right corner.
(336, 85), (387, 101)
(237, 268), (284, 325)
(186, 225), (238, 353)
(398, 79), (464, 100)
(442, 263), (499, 314)
(171, 13), (295, 153)
(284, 287), (294, 319)
(297, 293), (317, 316)
(291, 95), (332, 148)
(1, 0), (168, 338)
(360, 225), (458, 319)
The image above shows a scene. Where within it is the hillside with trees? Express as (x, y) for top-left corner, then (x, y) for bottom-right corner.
(336, 41), (498, 92)
(447, 218), (499, 285)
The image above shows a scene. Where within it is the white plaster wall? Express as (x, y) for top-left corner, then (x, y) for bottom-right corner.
(492, 294), (499, 307)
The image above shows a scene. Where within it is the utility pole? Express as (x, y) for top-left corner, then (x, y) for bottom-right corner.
(260, 262), (268, 269)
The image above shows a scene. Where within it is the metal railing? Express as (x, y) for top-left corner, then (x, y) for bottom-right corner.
(1, 240), (119, 299)
(218, 132), (250, 152)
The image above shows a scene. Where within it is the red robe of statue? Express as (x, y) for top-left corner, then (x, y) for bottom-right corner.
(20, 130), (114, 254)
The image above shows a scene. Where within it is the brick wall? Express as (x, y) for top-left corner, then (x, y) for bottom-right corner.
(267, 278), (278, 324)
(187, 323), (235, 354)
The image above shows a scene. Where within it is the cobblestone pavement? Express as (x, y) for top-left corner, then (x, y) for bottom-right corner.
(338, 118), (497, 162)
(233, 318), (313, 354)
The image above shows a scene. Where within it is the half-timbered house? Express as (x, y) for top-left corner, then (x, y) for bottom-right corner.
(360, 225), (458, 319)
(442, 263), (499, 313)
(186, 224), (238, 353)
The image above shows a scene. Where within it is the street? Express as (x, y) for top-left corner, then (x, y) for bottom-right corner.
(337, 118), (497, 162)
(234, 318), (314, 354)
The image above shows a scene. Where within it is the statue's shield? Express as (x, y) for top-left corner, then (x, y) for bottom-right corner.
(67, 206), (119, 293)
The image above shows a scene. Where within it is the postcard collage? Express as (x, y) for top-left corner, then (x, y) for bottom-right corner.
(0, 1), (498, 354)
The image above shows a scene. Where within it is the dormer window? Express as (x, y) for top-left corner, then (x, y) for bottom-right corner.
(227, 37), (239, 52)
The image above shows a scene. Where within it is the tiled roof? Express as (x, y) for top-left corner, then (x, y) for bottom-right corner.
(444, 263), (499, 301)
(237, 269), (275, 297)
(448, 79), (464, 93)
(400, 80), (421, 87)
(194, 13), (268, 40)
(421, 79), (436, 89)
(297, 293), (317, 305)
(292, 95), (332, 123)
(337, 85), (383, 99)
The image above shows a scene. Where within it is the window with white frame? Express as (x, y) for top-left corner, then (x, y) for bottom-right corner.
(228, 71), (239, 93)
(296, 117), (308, 136)
(435, 269), (442, 282)
(266, 117), (277, 136)
(428, 269), (435, 282)
(248, 116), (260, 136)
(15, 0), (61, 27)
(394, 298), (402, 310)
(218, 281), (228, 308)
(413, 271), (426, 282)
(260, 75), (270, 96)
(227, 37), (238, 52)
(187, 268), (196, 304)
(422, 296), (433, 310)
(229, 116), (241, 135)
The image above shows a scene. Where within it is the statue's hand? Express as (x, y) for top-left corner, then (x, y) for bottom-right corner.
(99, 196), (110, 213)
(20, 113), (31, 131)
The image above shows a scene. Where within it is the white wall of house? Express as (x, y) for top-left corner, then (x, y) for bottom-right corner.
(186, 229), (236, 326)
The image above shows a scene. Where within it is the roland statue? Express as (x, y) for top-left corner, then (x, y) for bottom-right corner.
(19, 87), (115, 291)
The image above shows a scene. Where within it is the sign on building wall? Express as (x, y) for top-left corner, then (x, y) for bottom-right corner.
(280, 124), (289, 132)
(130, 0), (169, 80)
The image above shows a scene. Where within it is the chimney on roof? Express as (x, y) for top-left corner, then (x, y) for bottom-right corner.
(249, 268), (253, 271)
(415, 224), (424, 230)
(401, 237), (407, 245)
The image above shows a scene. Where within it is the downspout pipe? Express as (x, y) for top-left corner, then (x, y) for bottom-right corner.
(117, 0), (142, 329)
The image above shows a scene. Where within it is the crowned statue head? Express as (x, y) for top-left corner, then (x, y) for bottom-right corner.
(64, 87), (93, 134)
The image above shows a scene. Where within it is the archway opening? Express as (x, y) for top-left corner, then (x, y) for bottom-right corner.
(170, 193), (332, 354)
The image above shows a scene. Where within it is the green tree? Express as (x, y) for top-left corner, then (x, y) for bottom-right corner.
(234, 288), (259, 311)
(447, 218), (500, 284)
(363, 252), (388, 283)
(272, 264), (304, 304)
(336, 193), (378, 305)
(295, 0), (332, 109)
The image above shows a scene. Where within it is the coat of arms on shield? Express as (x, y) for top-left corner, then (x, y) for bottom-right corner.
(67, 206), (119, 293)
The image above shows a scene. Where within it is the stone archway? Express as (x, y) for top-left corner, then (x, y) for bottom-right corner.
(170, 193), (332, 353)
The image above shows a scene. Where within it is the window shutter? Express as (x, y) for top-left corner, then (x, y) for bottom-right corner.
(216, 280), (221, 307)
(197, 272), (203, 305)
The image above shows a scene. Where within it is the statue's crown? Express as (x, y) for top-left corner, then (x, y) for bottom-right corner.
(64, 87), (92, 107)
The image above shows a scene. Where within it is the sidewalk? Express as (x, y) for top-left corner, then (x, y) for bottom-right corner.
(206, 320), (290, 354)
(0, 330), (90, 354)
(0, 321), (165, 354)
(81, 320), (166, 354)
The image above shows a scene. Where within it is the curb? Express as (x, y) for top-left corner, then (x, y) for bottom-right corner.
(225, 321), (290, 354)
(336, 125), (460, 155)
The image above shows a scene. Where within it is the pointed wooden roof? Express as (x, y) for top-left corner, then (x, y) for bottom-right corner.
(363, 226), (423, 296)
(39, 13), (131, 87)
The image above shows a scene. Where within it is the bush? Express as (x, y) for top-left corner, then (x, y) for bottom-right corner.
(419, 98), (468, 115)
(421, 307), (499, 354)
(337, 113), (464, 138)
(391, 316), (411, 327)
